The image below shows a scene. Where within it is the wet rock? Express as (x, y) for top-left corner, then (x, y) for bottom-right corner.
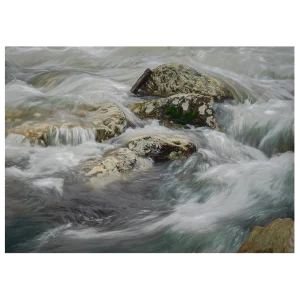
(82, 148), (137, 177)
(127, 135), (197, 161)
(29, 71), (69, 90)
(78, 103), (127, 143)
(6, 121), (56, 146)
(130, 93), (219, 130)
(135, 63), (233, 101)
(5, 107), (52, 124)
(6, 103), (127, 145)
(237, 218), (294, 253)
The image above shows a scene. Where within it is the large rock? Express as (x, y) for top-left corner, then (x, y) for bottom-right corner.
(6, 103), (127, 146)
(136, 63), (233, 101)
(82, 148), (137, 177)
(127, 135), (197, 161)
(130, 93), (219, 130)
(237, 218), (294, 253)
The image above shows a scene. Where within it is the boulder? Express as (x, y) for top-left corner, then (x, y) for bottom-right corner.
(237, 218), (294, 253)
(6, 103), (127, 146)
(135, 63), (233, 101)
(130, 93), (219, 130)
(82, 148), (137, 177)
(127, 135), (197, 161)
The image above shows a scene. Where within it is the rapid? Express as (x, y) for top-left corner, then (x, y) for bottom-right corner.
(5, 47), (294, 252)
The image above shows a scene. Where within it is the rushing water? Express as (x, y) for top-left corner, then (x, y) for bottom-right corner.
(5, 47), (294, 253)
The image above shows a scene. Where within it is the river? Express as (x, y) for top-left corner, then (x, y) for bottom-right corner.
(5, 47), (294, 252)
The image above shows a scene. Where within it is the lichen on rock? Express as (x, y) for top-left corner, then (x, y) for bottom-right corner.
(127, 135), (197, 161)
(130, 93), (219, 130)
(237, 218), (294, 253)
(136, 63), (233, 101)
(82, 148), (137, 177)
(83, 103), (127, 143)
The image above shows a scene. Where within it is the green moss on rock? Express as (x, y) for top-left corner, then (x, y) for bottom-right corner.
(130, 93), (219, 130)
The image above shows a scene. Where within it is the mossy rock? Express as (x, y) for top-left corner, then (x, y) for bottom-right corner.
(137, 63), (233, 101)
(237, 218), (294, 253)
(130, 93), (219, 130)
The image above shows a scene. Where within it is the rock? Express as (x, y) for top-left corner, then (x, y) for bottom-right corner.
(5, 107), (52, 124)
(237, 218), (294, 253)
(127, 135), (197, 161)
(6, 103), (127, 146)
(130, 93), (219, 130)
(135, 63), (233, 101)
(29, 71), (69, 90)
(82, 148), (137, 177)
(6, 122), (56, 146)
(79, 103), (127, 143)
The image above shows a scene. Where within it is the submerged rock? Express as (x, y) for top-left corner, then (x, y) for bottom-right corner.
(6, 103), (127, 146)
(5, 107), (52, 124)
(237, 218), (294, 253)
(135, 63), (233, 101)
(130, 93), (219, 130)
(29, 71), (69, 91)
(82, 148), (137, 177)
(127, 135), (197, 161)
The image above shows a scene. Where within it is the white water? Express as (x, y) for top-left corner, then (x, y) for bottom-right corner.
(5, 47), (294, 252)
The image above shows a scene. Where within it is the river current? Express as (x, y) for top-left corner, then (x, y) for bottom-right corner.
(5, 47), (294, 252)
